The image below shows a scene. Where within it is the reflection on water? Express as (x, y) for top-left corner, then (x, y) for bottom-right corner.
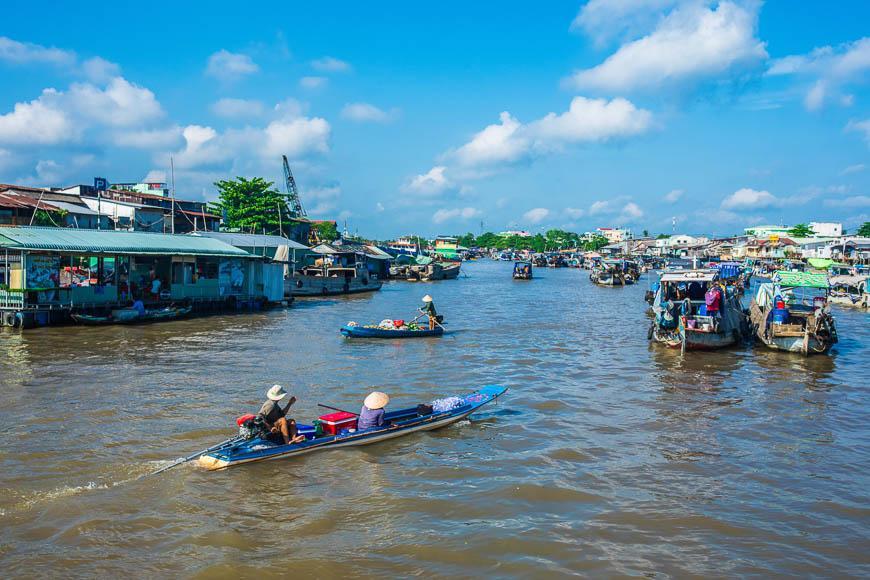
(1, 261), (868, 576)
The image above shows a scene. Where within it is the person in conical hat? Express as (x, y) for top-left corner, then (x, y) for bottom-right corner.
(258, 384), (305, 445)
(420, 295), (438, 330)
(357, 391), (390, 430)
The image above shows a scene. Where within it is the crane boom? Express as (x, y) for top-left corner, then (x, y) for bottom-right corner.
(282, 155), (307, 218)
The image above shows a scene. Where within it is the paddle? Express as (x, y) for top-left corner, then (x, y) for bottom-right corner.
(317, 403), (360, 416)
(147, 434), (243, 477)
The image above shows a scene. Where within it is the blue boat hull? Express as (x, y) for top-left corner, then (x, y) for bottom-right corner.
(199, 385), (507, 470)
(340, 325), (443, 338)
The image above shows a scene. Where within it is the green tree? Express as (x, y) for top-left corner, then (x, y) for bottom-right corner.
(31, 209), (68, 227)
(856, 222), (870, 237)
(581, 235), (610, 251)
(457, 232), (476, 248)
(642, 229), (649, 237)
(788, 223), (814, 237)
(313, 221), (339, 242)
(656, 233), (671, 239)
(211, 177), (291, 236)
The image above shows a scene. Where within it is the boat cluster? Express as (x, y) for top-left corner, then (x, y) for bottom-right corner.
(644, 262), (841, 355)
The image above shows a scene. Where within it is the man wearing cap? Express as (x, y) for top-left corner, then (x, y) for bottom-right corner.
(358, 391), (390, 430)
(421, 295), (438, 330)
(259, 385), (304, 445)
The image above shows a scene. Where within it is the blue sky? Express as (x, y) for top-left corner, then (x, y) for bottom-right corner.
(1, 0), (868, 237)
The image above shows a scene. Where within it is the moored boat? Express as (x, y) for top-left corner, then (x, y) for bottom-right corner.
(71, 305), (192, 325)
(828, 274), (868, 308)
(650, 270), (747, 352)
(198, 385), (507, 470)
(749, 271), (838, 355)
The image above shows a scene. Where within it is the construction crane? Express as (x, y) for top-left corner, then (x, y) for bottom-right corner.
(282, 155), (307, 218)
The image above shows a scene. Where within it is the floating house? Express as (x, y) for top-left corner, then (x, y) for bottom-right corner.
(0, 227), (284, 328)
(434, 236), (460, 260)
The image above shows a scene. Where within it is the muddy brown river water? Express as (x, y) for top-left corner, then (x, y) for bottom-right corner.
(1, 260), (868, 577)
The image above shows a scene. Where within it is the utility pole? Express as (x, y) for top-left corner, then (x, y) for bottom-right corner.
(170, 156), (176, 234)
(277, 201), (283, 237)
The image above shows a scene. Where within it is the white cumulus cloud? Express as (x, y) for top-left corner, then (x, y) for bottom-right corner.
(571, 0), (682, 46)
(311, 56), (351, 72)
(211, 98), (266, 119)
(341, 102), (393, 122)
(432, 207), (480, 224)
(847, 118), (870, 146)
(767, 37), (870, 110)
(721, 187), (779, 209)
(448, 97), (653, 172)
(664, 189), (684, 202)
(205, 50), (259, 81)
(0, 36), (75, 66)
(566, 1), (767, 92)
(523, 207), (550, 224)
(403, 166), (453, 196)
(300, 76), (327, 89)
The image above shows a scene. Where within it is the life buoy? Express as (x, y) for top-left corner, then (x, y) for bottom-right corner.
(3, 312), (16, 327)
(296, 280), (303, 288)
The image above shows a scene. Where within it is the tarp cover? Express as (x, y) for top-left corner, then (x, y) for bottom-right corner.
(807, 258), (834, 270)
(772, 270), (829, 288)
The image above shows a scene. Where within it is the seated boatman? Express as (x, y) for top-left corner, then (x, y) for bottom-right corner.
(259, 385), (305, 444)
(357, 391), (390, 430)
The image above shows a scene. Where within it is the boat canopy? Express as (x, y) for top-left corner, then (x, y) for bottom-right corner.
(660, 270), (717, 283)
(830, 274), (866, 288)
(772, 270), (829, 289)
(807, 258), (834, 270)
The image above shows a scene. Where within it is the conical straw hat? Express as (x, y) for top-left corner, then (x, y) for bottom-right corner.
(364, 391), (390, 410)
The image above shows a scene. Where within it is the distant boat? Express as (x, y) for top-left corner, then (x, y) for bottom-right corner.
(513, 260), (533, 280)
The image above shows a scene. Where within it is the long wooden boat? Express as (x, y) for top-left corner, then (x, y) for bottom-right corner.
(748, 271), (838, 355)
(649, 270), (747, 352)
(340, 324), (444, 338)
(198, 385), (507, 470)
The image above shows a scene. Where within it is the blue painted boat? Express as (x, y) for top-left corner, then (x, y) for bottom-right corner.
(340, 324), (443, 338)
(198, 385), (507, 470)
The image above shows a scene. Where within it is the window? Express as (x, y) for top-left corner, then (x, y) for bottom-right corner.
(100, 257), (116, 286)
(60, 256), (98, 287)
(195, 257), (219, 280)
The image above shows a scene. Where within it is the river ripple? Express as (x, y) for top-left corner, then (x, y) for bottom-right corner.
(0, 260), (868, 577)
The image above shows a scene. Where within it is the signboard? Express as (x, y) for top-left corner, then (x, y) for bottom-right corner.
(769, 234), (779, 244)
(94, 177), (108, 191)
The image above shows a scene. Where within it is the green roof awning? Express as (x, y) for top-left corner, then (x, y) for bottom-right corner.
(0, 226), (251, 257)
(807, 258), (834, 270)
(773, 270), (829, 289)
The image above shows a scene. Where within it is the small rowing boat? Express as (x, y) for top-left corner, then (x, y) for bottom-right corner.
(198, 385), (506, 470)
(71, 305), (192, 326)
(340, 324), (443, 338)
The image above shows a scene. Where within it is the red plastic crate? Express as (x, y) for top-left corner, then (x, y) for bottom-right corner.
(319, 411), (358, 435)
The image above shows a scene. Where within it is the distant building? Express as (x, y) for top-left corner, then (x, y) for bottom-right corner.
(499, 230), (532, 238)
(745, 224), (790, 238)
(596, 227), (630, 243)
(809, 222), (843, 237)
(112, 181), (170, 197)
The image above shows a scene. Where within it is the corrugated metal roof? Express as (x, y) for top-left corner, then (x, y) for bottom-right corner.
(192, 231), (309, 250)
(0, 226), (251, 257)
